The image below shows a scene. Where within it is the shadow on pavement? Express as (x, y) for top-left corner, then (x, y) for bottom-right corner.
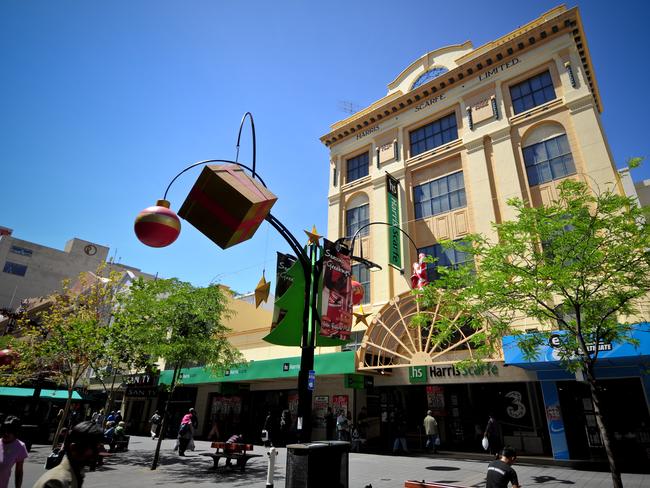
(531, 475), (576, 484)
(105, 448), (273, 486)
(425, 466), (461, 471)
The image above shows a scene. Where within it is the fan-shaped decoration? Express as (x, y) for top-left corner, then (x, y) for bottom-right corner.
(356, 290), (496, 371)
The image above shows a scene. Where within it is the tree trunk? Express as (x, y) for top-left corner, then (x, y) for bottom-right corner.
(584, 367), (623, 488)
(51, 388), (73, 450)
(103, 370), (118, 417)
(151, 364), (180, 470)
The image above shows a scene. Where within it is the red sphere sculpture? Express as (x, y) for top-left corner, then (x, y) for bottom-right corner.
(134, 200), (181, 248)
(351, 280), (364, 305)
(0, 347), (16, 367)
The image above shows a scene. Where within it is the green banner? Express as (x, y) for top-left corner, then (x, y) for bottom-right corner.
(387, 174), (402, 268)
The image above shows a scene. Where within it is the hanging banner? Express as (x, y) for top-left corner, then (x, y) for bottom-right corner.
(320, 239), (352, 340)
(332, 394), (349, 415)
(270, 252), (298, 331)
(386, 174), (402, 269)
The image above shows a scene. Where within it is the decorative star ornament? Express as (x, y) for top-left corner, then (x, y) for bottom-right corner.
(254, 272), (271, 308)
(353, 304), (372, 327)
(304, 225), (322, 245)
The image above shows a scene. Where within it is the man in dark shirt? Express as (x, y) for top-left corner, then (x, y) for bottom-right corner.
(486, 446), (520, 488)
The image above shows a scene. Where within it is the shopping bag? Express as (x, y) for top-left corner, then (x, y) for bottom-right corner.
(435, 436), (441, 446)
(261, 429), (269, 442)
(482, 436), (489, 451)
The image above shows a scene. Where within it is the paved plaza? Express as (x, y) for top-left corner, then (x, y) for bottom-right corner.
(10, 436), (650, 488)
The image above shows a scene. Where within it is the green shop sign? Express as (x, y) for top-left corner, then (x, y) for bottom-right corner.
(408, 366), (427, 384)
(160, 351), (356, 385)
(386, 174), (401, 269)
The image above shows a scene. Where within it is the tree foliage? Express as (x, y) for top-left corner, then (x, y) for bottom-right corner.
(113, 277), (243, 469)
(417, 178), (650, 488)
(113, 278), (243, 372)
(1, 266), (125, 446)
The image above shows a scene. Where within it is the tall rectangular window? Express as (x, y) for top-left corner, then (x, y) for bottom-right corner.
(346, 204), (369, 238)
(522, 134), (576, 186)
(410, 113), (458, 157)
(347, 152), (369, 183)
(351, 263), (370, 305)
(414, 171), (466, 219)
(3, 261), (27, 277)
(510, 71), (556, 114)
(418, 241), (473, 281)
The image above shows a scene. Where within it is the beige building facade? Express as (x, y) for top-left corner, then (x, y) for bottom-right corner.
(320, 6), (650, 462)
(0, 226), (154, 312)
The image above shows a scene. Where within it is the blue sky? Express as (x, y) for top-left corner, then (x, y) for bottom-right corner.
(1, 1), (648, 293)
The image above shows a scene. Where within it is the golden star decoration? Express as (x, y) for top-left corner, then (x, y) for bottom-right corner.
(304, 225), (322, 245)
(353, 304), (372, 327)
(254, 273), (271, 308)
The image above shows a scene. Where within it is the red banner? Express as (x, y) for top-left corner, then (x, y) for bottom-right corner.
(320, 239), (353, 340)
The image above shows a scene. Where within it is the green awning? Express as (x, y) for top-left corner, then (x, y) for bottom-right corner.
(160, 351), (356, 386)
(0, 387), (82, 400)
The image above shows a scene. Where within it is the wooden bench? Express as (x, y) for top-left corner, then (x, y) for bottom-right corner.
(201, 442), (262, 471)
(107, 435), (130, 453)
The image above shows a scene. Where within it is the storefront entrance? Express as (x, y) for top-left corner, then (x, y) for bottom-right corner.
(557, 377), (650, 468)
(373, 381), (549, 455)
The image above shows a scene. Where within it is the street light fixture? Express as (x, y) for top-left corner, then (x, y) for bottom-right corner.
(134, 113), (322, 442)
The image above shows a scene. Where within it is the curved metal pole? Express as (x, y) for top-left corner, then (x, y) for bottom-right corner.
(264, 214), (310, 271)
(349, 221), (419, 260)
(162, 159), (266, 201)
(235, 112), (257, 179)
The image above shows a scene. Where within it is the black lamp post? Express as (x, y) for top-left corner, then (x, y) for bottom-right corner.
(136, 112), (321, 443)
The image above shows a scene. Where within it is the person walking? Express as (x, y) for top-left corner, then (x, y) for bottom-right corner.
(336, 410), (350, 441)
(0, 416), (28, 488)
(32, 421), (104, 488)
(486, 446), (520, 488)
(484, 414), (502, 456)
(392, 418), (408, 454)
(423, 410), (439, 453)
(150, 410), (162, 439)
(325, 407), (335, 440)
(177, 411), (194, 456)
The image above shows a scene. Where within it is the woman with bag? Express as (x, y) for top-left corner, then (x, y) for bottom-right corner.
(484, 414), (502, 456)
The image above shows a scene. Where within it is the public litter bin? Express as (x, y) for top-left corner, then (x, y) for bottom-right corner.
(286, 441), (350, 488)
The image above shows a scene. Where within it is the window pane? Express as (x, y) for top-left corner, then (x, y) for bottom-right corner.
(526, 166), (539, 186)
(563, 154), (576, 176)
(538, 162), (553, 184)
(511, 71), (555, 114)
(546, 138), (561, 159)
(347, 153), (369, 183)
(543, 86), (556, 102)
(556, 134), (570, 155)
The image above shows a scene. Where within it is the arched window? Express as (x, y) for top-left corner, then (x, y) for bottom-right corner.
(346, 194), (370, 238)
(411, 67), (449, 90)
(522, 124), (576, 186)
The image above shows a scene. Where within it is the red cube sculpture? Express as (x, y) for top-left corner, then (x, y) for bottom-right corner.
(178, 164), (277, 249)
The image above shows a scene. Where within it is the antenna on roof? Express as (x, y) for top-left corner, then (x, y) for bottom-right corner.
(338, 100), (362, 115)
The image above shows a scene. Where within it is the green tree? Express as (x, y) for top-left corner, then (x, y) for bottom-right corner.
(113, 278), (243, 470)
(2, 267), (124, 448)
(418, 178), (650, 488)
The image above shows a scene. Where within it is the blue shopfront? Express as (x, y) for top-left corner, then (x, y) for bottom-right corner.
(503, 325), (650, 468)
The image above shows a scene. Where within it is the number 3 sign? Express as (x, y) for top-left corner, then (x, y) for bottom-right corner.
(505, 391), (527, 419)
